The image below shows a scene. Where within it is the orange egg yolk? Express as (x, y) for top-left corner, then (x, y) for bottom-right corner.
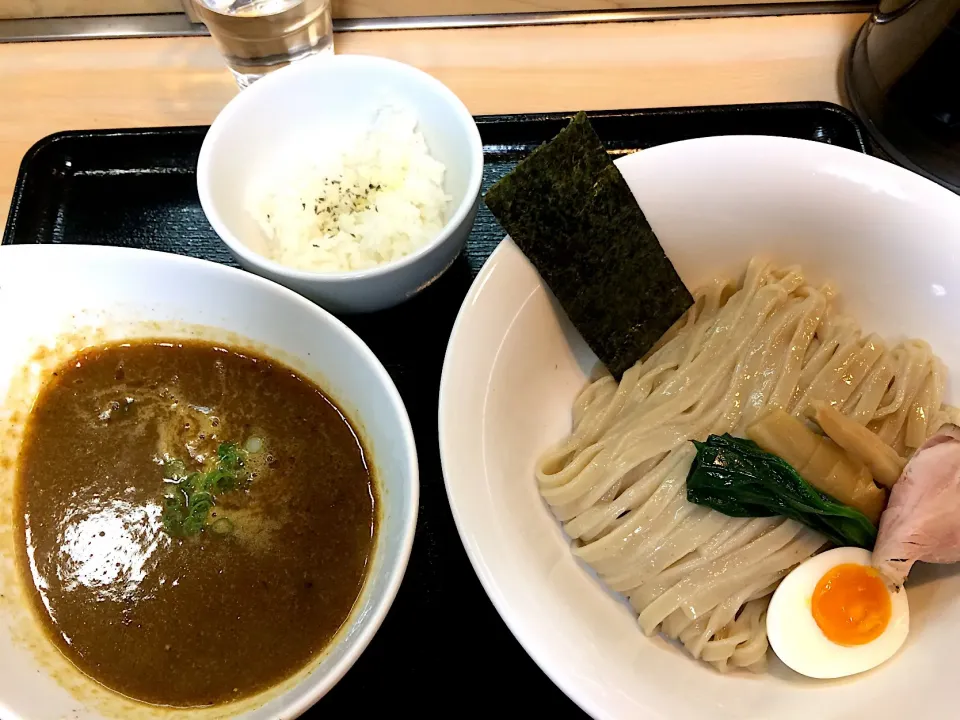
(811, 563), (891, 646)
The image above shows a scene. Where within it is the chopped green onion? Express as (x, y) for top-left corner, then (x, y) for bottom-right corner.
(160, 441), (255, 538)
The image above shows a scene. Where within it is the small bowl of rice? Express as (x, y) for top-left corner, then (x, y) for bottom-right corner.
(197, 54), (483, 313)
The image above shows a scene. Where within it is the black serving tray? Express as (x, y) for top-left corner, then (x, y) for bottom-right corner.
(2, 102), (869, 717)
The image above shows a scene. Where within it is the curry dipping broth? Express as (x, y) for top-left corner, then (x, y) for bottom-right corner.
(14, 340), (378, 708)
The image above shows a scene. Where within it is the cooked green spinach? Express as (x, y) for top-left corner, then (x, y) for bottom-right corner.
(686, 434), (877, 549)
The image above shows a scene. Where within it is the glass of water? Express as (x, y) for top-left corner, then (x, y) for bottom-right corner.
(192, 0), (334, 88)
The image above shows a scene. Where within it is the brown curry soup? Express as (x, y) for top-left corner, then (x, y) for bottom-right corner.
(14, 340), (378, 707)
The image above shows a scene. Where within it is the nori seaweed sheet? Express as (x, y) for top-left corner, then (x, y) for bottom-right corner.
(484, 112), (694, 379)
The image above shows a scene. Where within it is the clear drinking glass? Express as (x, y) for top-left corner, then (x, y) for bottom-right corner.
(192, 0), (334, 88)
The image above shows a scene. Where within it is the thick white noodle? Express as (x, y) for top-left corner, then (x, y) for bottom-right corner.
(536, 260), (950, 672)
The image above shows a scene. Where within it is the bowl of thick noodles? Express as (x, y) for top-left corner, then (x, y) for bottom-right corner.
(438, 135), (960, 720)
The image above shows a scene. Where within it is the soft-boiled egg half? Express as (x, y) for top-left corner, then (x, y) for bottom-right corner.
(766, 547), (908, 679)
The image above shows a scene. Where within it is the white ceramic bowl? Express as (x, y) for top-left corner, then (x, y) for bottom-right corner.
(0, 245), (418, 720)
(439, 136), (960, 720)
(197, 54), (484, 314)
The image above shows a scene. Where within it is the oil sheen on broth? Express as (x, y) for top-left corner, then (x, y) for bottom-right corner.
(14, 341), (378, 707)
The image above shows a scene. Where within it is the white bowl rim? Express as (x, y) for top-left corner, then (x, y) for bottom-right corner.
(437, 134), (960, 719)
(197, 54), (485, 284)
(0, 243), (420, 718)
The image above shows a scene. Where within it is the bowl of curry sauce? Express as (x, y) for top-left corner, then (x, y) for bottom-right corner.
(0, 244), (417, 719)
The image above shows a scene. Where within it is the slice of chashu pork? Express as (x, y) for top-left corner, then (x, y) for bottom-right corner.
(874, 423), (960, 589)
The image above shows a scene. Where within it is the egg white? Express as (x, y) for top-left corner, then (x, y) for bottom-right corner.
(766, 546), (909, 679)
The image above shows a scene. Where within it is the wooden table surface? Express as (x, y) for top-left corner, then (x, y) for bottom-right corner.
(0, 0), (846, 19)
(0, 12), (866, 229)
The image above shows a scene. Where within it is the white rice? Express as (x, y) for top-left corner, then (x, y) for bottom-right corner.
(248, 107), (451, 273)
